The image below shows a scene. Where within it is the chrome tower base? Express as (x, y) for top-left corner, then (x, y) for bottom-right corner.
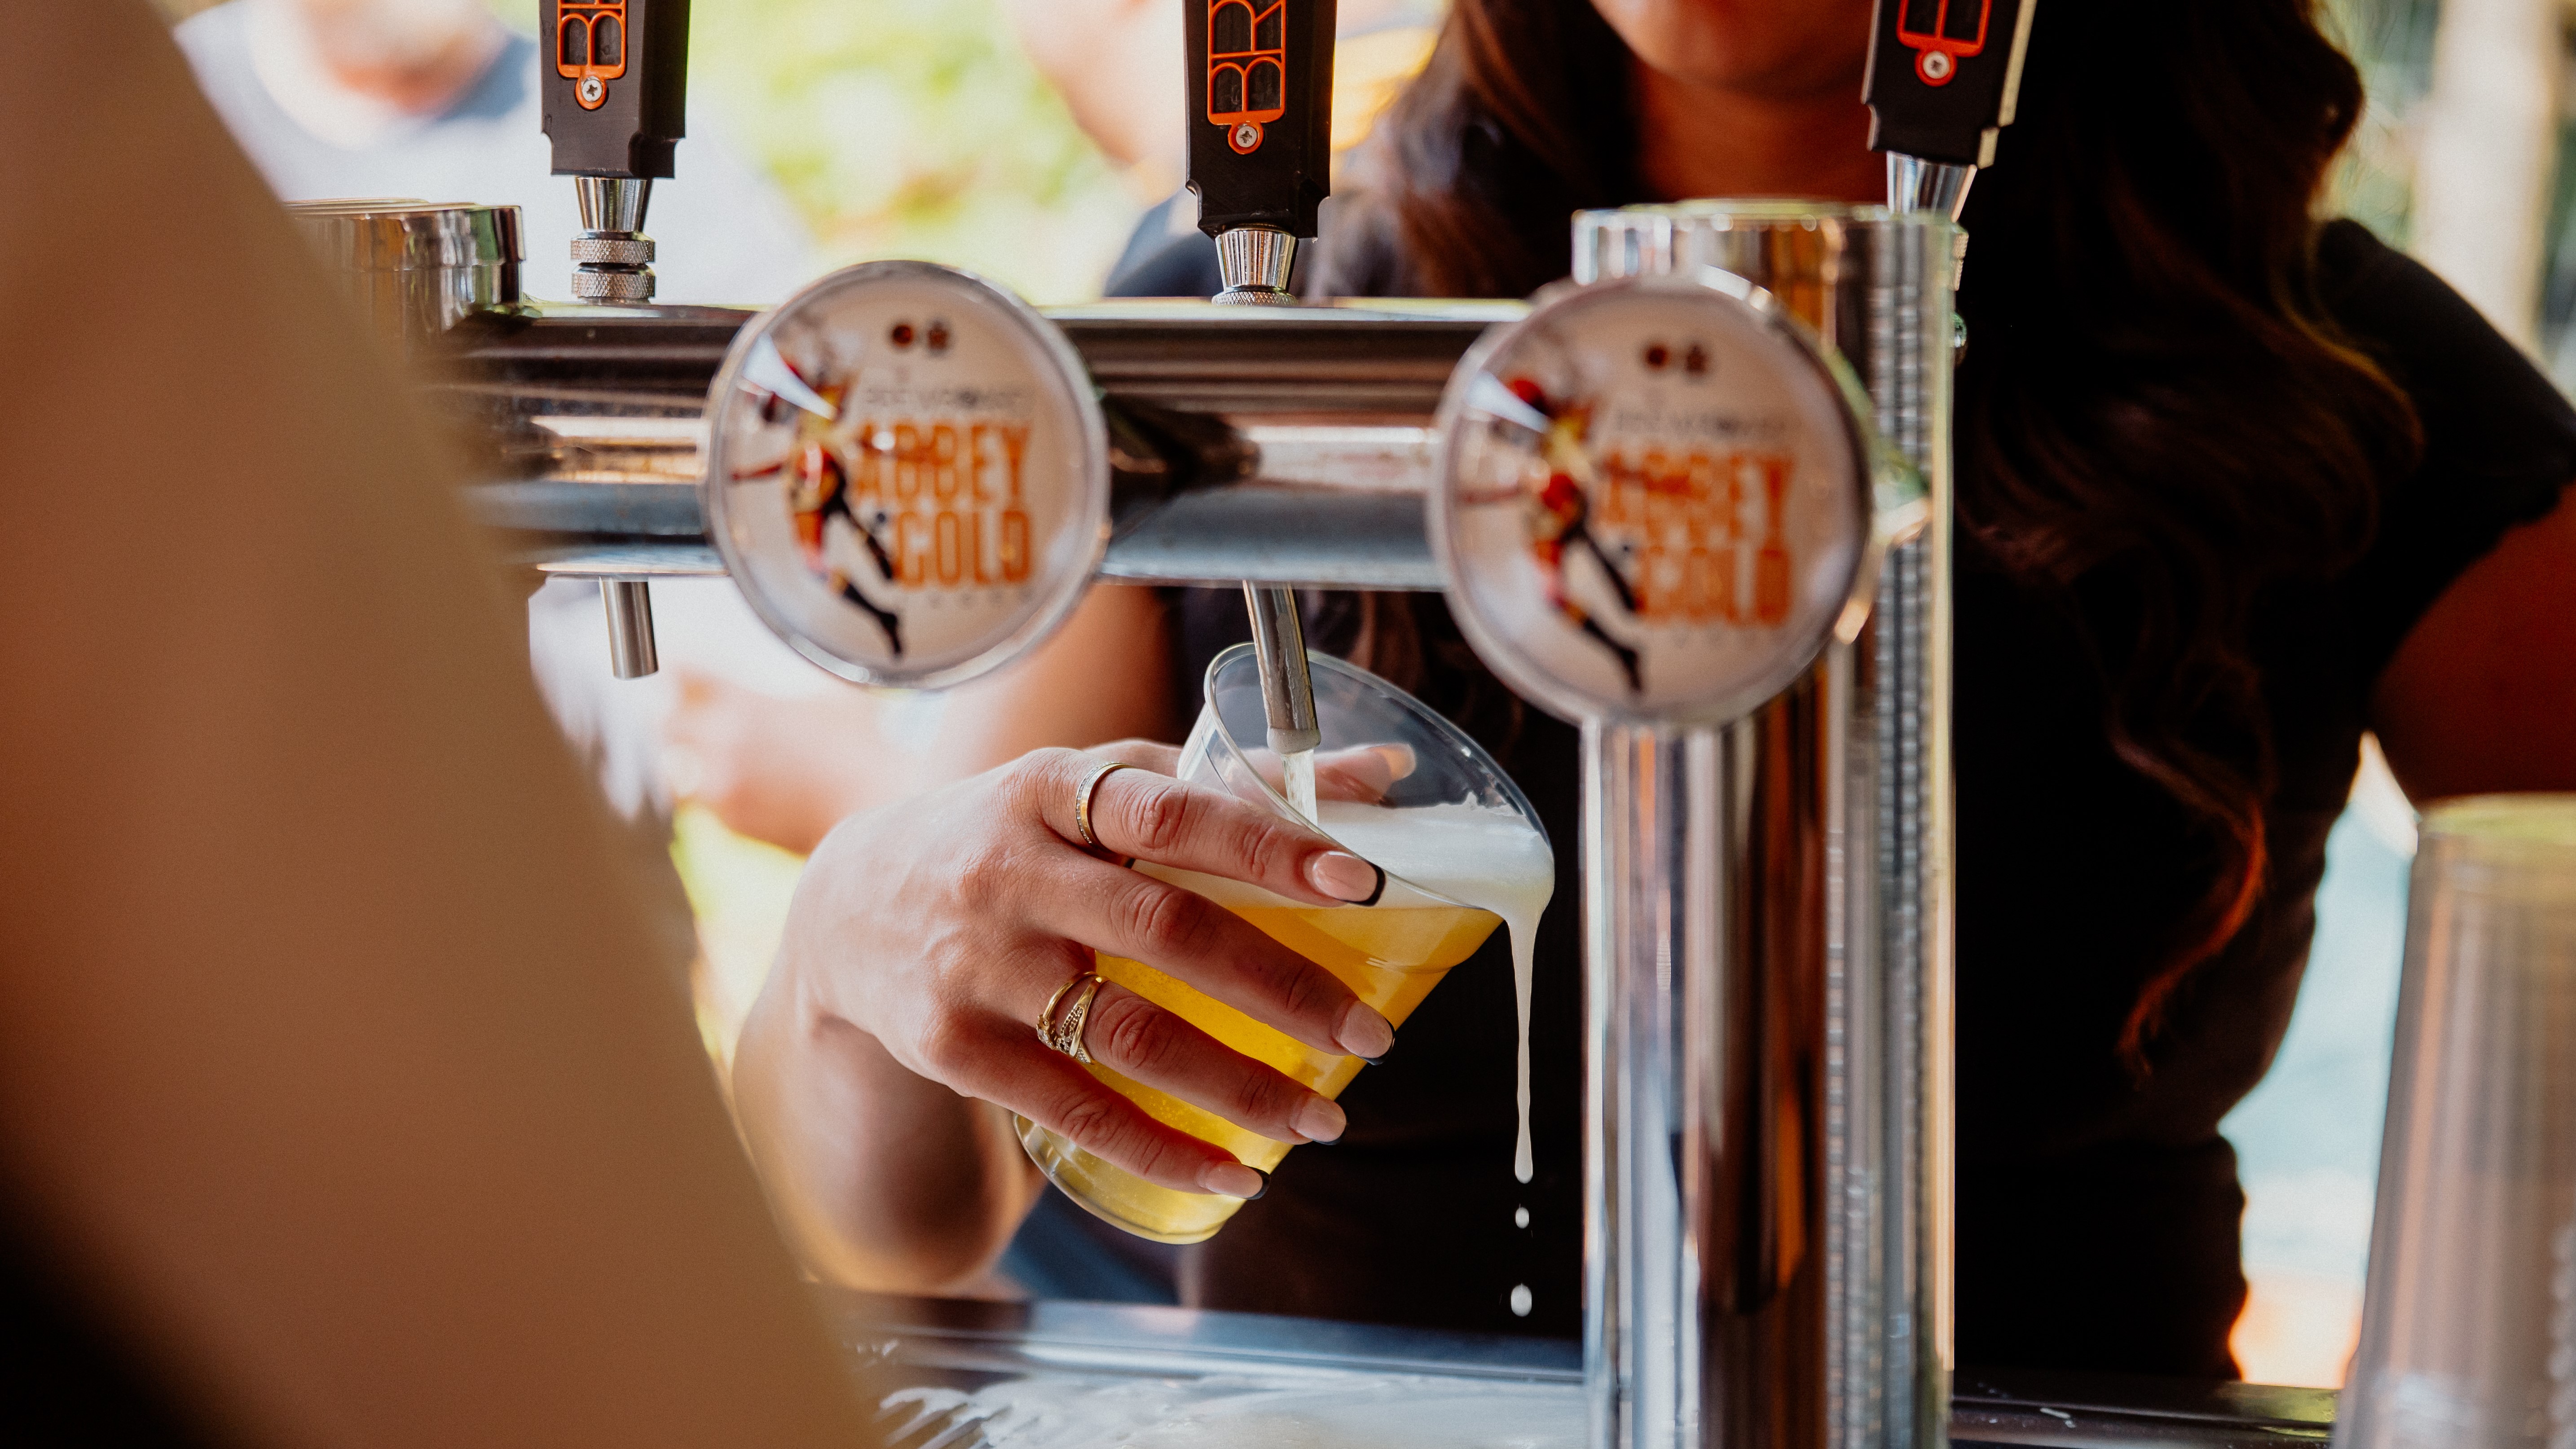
(1572, 203), (1958, 1449)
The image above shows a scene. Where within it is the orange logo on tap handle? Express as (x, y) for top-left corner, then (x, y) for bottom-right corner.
(1206, 0), (1286, 154)
(556, 1), (630, 110)
(1895, 0), (1990, 86)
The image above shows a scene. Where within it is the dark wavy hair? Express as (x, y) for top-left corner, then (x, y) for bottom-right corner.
(1321, 0), (2422, 1065)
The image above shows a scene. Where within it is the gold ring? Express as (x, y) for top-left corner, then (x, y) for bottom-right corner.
(1037, 971), (1105, 1065)
(1072, 760), (1131, 850)
(1035, 975), (1085, 1044)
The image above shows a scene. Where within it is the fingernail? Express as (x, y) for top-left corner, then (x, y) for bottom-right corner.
(1337, 1001), (1395, 1061)
(1202, 1162), (1266, 1199)
(1308, 851), (1385, 904)
(1293, 1096), (1347, 1145)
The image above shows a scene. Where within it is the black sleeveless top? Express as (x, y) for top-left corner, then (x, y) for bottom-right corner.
(1110, 220), (2576, 1374)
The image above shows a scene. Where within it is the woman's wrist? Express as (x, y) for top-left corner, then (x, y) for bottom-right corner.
(775, 817), (872, 1035)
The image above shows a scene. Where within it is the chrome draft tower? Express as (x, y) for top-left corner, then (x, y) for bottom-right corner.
(290, 4), (2034, 1438)
(1435, 2), (2038, 1445)
(1560, 200), (1953, 1449)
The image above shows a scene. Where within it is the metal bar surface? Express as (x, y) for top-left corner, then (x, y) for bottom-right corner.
(465, 478), (1444, 587)
(822, 1289), (2333, 1449)
(432, 299), (1510, 588)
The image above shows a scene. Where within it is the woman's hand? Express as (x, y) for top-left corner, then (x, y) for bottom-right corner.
(772, 744), (1391, 1204)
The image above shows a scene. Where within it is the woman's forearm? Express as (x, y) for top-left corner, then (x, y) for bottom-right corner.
(731, 948), (1038, 1293)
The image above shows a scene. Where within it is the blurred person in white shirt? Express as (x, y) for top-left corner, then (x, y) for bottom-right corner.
(175, 0), (815, 306)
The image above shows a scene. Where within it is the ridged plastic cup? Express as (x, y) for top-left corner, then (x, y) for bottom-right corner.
(1016, 643), (1548, 1244)
(2339, 795), (2576, 1448)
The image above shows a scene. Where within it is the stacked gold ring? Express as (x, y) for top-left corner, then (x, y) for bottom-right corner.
(1036, 971), (1106, 1065)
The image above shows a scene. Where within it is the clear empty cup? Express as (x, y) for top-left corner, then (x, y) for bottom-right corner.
(1018, 643), (1554, 1244)
(2339, 795), (2576, 1448)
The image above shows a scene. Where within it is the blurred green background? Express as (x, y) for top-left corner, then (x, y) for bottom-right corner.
(658, 0), (1139, 302)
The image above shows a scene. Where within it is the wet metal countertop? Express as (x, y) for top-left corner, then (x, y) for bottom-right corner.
(826, 1290), (2334, 1448)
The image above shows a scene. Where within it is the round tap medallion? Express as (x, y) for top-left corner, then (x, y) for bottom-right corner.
(1431, 270), (1876, 726)
(703, 261), (1110, 689)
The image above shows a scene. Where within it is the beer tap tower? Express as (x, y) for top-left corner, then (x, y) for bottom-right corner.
(1430, 3), (2034, 1446)
(297, 4), (2027, 1443)
(543, 0), (694, 678)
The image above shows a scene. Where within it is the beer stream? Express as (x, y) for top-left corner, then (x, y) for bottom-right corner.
(1282, 748), (1319, 827)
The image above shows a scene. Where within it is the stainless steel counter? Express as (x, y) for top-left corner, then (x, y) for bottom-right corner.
(823, 1291), (2334, 1448)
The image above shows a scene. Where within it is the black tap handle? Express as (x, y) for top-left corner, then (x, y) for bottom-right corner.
(1185, 0), (1337, 238)
(1864, 0), (2038, 167)
(543, 0), (691, 178)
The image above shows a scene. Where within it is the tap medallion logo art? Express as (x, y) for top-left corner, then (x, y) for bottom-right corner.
(1205, 0), (1287, 152)
(704, 263), (1109, 690)
(1895, 0), (1991, 85)
(553, 0), (628, 109)
(1433, 274), (1872, 726)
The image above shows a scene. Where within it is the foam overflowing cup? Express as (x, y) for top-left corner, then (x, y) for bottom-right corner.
(1017, 643), (1554, 1243)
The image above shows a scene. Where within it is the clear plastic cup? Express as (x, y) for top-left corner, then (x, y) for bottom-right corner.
(2338, 795), (2576, 1448)
(1018, 643), (1553, 1244)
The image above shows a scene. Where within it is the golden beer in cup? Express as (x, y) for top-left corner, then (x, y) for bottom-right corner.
(1018, 644), (1554, 1244)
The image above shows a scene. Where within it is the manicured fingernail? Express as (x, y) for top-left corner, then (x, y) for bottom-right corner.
(1337, 1002), (1395, 1060)
(1293, 1096), (1347, 1144)
(1308, 851), (1385, 904)
(1202, 1162), (1266, 1199)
